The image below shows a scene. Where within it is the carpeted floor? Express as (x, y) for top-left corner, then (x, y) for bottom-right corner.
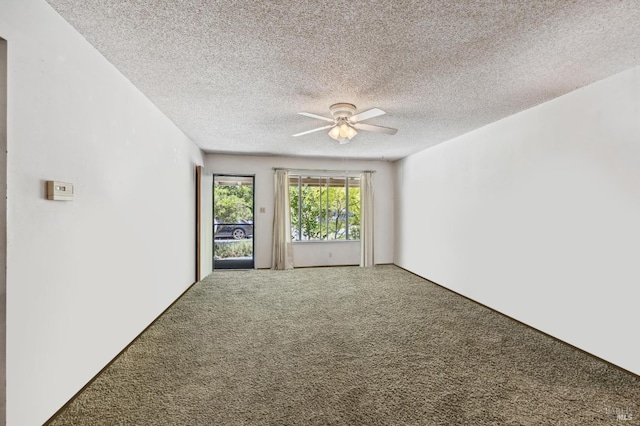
(49, 265), (639, 425)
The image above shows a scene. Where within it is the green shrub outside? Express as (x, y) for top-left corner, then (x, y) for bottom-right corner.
(214, 240), (253, 259)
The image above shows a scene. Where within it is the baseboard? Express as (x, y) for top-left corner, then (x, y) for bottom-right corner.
(255, 263), (393, 270)
(392, 263), (640, 381)
(44, 281), (198, 425)
(47, 264), (636, 424)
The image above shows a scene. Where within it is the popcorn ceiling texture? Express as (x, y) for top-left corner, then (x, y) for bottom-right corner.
(46, 0), (640, 160)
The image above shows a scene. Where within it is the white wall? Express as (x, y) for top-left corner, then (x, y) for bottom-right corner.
(205, 154), (394, 269)
(200, 171), (213, 278)
(395, 66), (640, 375)
(1, 2), (204, 424)
(0, 36), (7, 426)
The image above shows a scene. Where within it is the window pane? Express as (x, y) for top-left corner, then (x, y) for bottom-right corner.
(348, 177), (360, 240)
(289, 178), (300, 240)
(328, 183), (346, 240)
(302, 180), (322, 240)
(288, 174), (361, 241)
(319, 177), (327, 239)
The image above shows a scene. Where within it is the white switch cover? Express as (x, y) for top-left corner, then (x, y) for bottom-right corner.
(47, 181), (74, 201)
(260, 207), (266, 213)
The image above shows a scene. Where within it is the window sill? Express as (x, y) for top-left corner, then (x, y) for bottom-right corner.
(292, 239), (360, 244)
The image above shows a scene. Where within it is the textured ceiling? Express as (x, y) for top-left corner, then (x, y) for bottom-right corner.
(46, 0), (640, 160)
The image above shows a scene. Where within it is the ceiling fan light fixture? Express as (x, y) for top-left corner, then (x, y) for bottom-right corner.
(338, 123), (350, 138)
(329, 121), (357, 143)
(296, 103), (397, 142)
(330, 133), (347, 143)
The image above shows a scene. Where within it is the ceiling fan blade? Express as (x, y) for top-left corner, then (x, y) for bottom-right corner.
(298, 112), (335, 123)
(292, 124), (335, 137)
(352, 122), (398, 135)
(350, 108), (385, 123)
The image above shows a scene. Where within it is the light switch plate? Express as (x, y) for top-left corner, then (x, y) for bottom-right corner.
(47, 181), (74, 201)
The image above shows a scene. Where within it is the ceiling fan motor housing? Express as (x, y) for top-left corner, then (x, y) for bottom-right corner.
(330, 103), (356, 120)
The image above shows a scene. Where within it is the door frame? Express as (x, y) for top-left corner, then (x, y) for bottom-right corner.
(212, 174), (255, 270)
(1, 36), (8, 425)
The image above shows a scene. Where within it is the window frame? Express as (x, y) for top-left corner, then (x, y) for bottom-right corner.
(289, 174), (360, 242)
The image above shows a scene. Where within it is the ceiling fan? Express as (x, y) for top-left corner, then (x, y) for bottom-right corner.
(292, 103), (398, 144)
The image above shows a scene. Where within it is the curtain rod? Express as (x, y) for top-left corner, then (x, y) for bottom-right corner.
(273, 167), (375, 174)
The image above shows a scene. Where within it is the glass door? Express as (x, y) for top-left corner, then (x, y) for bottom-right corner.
(213, 175), (254, 269)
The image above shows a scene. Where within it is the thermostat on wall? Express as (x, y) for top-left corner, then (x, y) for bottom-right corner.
(47, 181), (74, 201)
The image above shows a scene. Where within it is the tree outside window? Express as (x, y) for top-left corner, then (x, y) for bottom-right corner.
(289, 175), (360, 241)
(213, 184), (253, 225)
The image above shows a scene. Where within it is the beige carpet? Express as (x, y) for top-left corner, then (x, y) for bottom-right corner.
(49, 265), (639, 425)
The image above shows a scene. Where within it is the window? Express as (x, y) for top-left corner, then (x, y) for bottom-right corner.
(289, 175), (360, 241)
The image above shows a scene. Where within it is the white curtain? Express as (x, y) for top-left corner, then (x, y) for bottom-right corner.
(360, 171), (375, 267)
(272, 169), (294, 270)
